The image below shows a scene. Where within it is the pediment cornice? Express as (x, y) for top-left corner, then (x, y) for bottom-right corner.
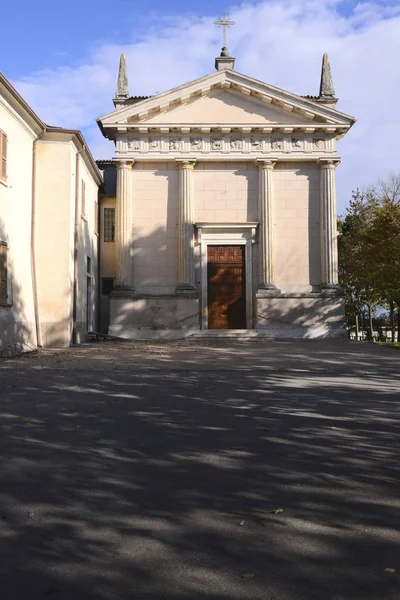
(97, 69), (355, 139)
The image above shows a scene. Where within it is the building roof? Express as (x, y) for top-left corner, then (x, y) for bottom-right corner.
(0, 72), (102, 185)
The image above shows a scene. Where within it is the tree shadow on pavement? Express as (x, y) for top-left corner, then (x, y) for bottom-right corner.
(0, 341), (399, 600)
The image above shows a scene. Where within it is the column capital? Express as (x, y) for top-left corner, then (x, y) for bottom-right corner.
(256, 158), (278, 170)
(318, 158), (341, 169)
(176, 159), (197, 170)
(113, 159), (134, 170)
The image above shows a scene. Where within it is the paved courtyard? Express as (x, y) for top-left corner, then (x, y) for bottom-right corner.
(0, 340), (399, 600)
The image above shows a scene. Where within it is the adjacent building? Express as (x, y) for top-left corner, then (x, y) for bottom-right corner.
(0, 73), (102, 353)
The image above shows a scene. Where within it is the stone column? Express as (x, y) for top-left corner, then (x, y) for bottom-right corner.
(114, 159), (134, 291)
(257, 159), (280, 292)
(319, 159), (340, 290)
(176, 160), (196, 293)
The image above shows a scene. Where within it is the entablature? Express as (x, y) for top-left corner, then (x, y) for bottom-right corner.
(114, 128), (338, 158)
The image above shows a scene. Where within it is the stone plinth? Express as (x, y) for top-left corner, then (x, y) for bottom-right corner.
(256, 293), (346, 338)
(109, 294), (200, 339)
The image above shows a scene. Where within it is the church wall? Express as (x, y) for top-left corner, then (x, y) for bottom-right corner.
(0, 98), (37, 353)
(132, 162), (179, 291)
(194, 162), (258, 223)
(273, 162), (320, 292)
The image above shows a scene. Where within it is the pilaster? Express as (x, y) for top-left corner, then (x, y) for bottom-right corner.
(114, 159), (134, 291)
(176, 159), (197, 294)
(319, 158), (341, 292)
(256, 158), (280, 294)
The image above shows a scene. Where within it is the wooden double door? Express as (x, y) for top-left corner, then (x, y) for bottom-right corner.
(207, 245), (246, 329)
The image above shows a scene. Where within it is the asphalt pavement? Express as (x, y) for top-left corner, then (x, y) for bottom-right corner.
(0, 339), (399, 600)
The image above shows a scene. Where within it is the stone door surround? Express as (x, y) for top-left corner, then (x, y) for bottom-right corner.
(196, 223), (257, 330)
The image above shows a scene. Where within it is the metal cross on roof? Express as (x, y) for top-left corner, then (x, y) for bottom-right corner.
(213, 12), (235, 49)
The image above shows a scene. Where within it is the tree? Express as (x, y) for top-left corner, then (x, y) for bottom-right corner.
(338, 190), (378, 340)
(339, 172), (400, 342)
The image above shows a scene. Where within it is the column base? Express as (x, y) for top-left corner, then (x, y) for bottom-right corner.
(112, 286), (135, 298)
(256, 283), (281, 297)
(320, 284), (344, 296)
(175, 284), (198, 296)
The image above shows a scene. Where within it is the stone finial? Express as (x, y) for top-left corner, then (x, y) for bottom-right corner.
(215, 48), (235, 71)
(319, 53), (335, 98)
(115, 53), (130, 99)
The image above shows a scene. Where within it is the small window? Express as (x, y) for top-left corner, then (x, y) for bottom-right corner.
(81, 179), (86, 216)
(104, 208), (115, 242)
(0, 130), (8, 182)
(87, 256), (91, 275)
(94, 200), (99, 234)
(0, 241), (8, 305)
(102, 277), (114, 295)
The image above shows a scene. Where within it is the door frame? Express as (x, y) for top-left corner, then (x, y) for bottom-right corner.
(196, 223), (258, 330)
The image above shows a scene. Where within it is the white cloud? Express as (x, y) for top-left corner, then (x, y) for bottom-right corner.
(12, 0), (400, 211)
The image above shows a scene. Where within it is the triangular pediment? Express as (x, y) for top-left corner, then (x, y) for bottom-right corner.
(141, 90), (313, 125)
(98, 69), (355, 135)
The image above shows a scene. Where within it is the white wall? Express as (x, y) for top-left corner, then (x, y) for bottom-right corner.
(36, 138), (100, 346)
(76, 151), (99, 338)
(274, 162), (321, 292)
(0, 96), (36, 352)
(131, 161), (178, 291)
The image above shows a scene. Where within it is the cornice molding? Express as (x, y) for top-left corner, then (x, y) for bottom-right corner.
(98, 70), (355, 136)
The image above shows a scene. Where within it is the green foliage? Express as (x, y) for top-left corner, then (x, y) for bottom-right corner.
(338, 172), (400, 339)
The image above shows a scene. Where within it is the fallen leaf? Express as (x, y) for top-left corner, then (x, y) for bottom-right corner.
(270, 508), (283, 514)
(238, 520), (245, 526)
(241, 572), (255, 579)
(384, 568), (396, 573)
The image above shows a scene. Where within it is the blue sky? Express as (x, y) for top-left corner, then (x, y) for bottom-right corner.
(2, 0), (400, 211)
(2, 0), (233, 76)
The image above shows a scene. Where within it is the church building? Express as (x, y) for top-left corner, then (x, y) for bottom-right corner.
(97, 26), (355, 339)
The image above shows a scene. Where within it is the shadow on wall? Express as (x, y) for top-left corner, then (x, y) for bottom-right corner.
(257, 295), (345, 338)
(66, 216), (97, 346)
(0, 218), (36, 357)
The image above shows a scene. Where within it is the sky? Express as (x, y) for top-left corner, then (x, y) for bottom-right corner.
(2, 0), (400, 213)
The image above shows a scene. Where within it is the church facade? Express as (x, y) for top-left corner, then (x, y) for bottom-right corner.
(97, 49), (355, 339)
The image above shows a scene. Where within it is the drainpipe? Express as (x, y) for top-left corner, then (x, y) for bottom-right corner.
(72, 144), (86, 345)
(31, 128), (46, 348)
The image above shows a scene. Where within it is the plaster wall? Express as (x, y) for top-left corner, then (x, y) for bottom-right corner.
(0, 98), (36, 352)
(194, 162), (258, 223)
(75, 152), (99, 340)
(132, 162), (178, 291)
(35, 140), (73, 346)
(36, 140), (100, 345)
(273, 162), (321, 292)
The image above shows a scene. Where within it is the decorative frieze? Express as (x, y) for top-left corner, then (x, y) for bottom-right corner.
(169, 138), (182, 151)
(211, 137), (223, 150)
(190, 137), (203, 150)
(116, 132), (333, 156)
(230, 137), (243, 150)
(271, 138), (284, 151)
(149, 138), (161, 150)
(127, 137), (140, 150)
(313, 137), (325, 150)
(251, 137), (262, 150)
